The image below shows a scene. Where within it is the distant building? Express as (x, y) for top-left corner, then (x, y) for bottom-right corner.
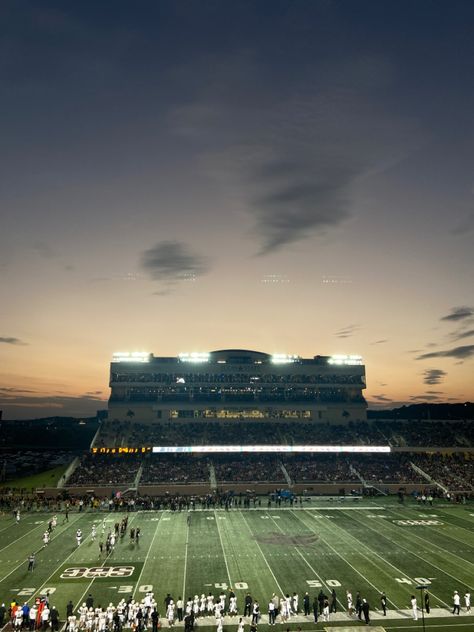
(108, 349), (367, 423)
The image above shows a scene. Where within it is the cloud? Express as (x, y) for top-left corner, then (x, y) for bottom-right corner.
(370, 339), (388, 345)
(170, 53), (419, 254)
(440, 306), (474, 322)
(334, 324), (359, 339)
(140, 241), (209, 284)
(416, 345), (474, 361)
(423, 369), (447, 385)
(451, 212), (474, 235)
(410, 393), (442, 401)
(0, 336), (28, 345)
(450, 328), (474, 341)
(0, 387), (37, 394)
(32, 241), (57, 259)
(370, 394), (393, 402)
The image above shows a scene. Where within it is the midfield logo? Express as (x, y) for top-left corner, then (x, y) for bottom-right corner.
(60, 566), (135, 579)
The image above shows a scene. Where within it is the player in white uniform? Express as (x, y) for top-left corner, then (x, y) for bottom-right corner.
(91, 525), (96, 541)
(68, 615), (78, 632)
(346, 591), (353, 616)
(166, 601), (175, 627)
(43, 531), (50, 546)
(199, 594), (206, 616)
(78, 604), (88, 629)
(229, 596), (237, 616)
(237, 617), (245, 632)
(464, 591), (471, 613)
(76, 529), (82, 546)
(192, 596), (199, 618)
(207, 594), (214, 614)
(410, 596), (418, 620)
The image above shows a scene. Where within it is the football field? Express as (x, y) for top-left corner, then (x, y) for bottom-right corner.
(1, 498), (473, 632)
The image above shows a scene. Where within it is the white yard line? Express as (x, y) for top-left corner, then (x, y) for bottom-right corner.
(293, 510), (402, 610)
(386, 507), (474, 566)
(30, 513), (106, 602)
(182, 514), (189, 599)
(267, 513), (345, 611)
(132, 512), (161, 599)
(238, 511), (285, 595)
(336, 510), (451, 608)
(349, 510), (470, 592)
(214, 509), (232, 587)
(75, 512), (140, 607)
(0, 513), (83, 585)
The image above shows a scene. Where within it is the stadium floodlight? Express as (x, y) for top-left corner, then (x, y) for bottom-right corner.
(271, 353), (300, 364)
(178, 352), (210, 363)
(328, 354), (363, 365)
(112, 352), (151, 362)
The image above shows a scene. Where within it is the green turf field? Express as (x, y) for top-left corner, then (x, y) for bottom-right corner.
(1, 499), (473, 632)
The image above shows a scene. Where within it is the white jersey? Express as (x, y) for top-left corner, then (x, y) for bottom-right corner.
(229, 597), (237, 614)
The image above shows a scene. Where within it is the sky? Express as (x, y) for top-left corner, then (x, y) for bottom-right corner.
(1, 0), (474, 419)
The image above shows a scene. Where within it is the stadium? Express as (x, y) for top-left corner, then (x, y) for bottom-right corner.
(0, 351), (473, 632)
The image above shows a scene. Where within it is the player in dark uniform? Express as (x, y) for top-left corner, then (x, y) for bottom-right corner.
(27, 553), (36, 572)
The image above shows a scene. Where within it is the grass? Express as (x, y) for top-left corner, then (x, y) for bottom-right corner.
(0, 465), (68, 490)
(0, 497), (472, 632)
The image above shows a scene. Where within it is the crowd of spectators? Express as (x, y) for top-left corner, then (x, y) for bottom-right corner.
(350, 454), (425, 485)
(380, 420), (474, 447)
(67, 455), (141, 487)
(95, 419), (474, 450)
(141, 456), (210, 484)
(410, 453), (474, 490)
(213, 455), (286, 482)
(282, 455), (358, 483)
(96, 420), (387, 448)
(0, 450), (71, 482)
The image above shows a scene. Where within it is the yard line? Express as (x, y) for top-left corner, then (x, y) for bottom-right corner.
(0, 519), (54, 555)
(384, 625), (474, 630)
(133, 511), (162, 599)
(238, 511), (285, 595)
(30, 513), (113, 602)
(292, 510), (402, 610)
(214, 509), (232, 587)
(182, 513), (189, 599)
(75, 512), (140, 609)
(267, 513), (345, 611)
(350, 510), (472, 589)
(334, 510), (451, 609)
(386, 507), (474, 562)
(0, 513), (83, 585)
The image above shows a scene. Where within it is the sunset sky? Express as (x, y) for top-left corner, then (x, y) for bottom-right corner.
(1, 0), (474, 419)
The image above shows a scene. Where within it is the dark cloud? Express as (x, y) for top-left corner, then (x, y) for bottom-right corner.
(423, 369), (447, 385)
(334, 324), (359, 339)
(370, 339), (388, 345)
(32, 241), (57, 259)
(0, 336), (28, 345)
(254, 172), (351, 255)
(451, 212), (474, 235)
(450, 328), (474, 341)
(370, 394), (393, 402)
(440, 306), (474, 322)
(0, 387), (37, 394)
(140, 241), (210, 283)
(416, 345), (474, 361)
(171, 53), (419, 254)
(410, 393), (442, 401)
